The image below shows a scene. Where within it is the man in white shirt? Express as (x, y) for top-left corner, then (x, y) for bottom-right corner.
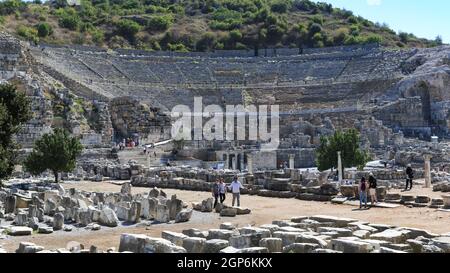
(228, 175), (244, 207)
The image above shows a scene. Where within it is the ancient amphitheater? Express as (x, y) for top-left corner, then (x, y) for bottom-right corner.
(1, 31), (450, 254)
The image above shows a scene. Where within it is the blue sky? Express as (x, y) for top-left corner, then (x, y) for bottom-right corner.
(313, 0), (449, 43)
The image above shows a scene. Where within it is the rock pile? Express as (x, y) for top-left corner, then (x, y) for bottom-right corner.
(0, 183), (193, 237)
(192, 197), (251, 217)
(117, 215), (450, 253)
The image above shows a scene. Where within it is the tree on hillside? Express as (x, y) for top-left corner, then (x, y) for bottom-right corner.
(316, 129), (370, 177)
(435, 35), (443, 46)
(0, 84), (31, 187)
(115, 19), (141, 43)
(24, 128), (83, 183)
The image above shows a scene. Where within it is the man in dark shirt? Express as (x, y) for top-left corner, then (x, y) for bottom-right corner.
(212, 180), (220, 209)
(405, 164), (414, 191)
(368, 173), (378, 206)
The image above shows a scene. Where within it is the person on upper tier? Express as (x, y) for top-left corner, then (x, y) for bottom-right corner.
(405, 164), (414, 191)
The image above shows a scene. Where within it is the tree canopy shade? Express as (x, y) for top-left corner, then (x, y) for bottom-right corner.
(0, 84), (31, 186)
(24, 128), (83, 183)
(315, 129), (370, 175)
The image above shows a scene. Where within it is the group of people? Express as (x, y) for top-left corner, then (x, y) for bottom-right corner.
(358, 165), (415, 209)
(358, 173), (378, 209)
(117, 138), (139, 150)
(211, 175), (245, 208)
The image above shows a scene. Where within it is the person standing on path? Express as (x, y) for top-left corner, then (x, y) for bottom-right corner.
(219, 178), (226, 204)
(228, 175), (244, 207)
(211, 179), (220, 208)
(368, 172), (378, 206)
(359, 177), (368, 209)
(405, 164), (414, 191)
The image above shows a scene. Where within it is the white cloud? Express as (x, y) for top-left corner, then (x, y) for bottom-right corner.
(367, 0), (382, 6)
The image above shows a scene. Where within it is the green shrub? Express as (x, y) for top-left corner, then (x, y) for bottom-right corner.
(270, 0), (291, 13)
(349, 24), (360, 36)
(59, 14), (80, 30)
(36, 22), (53, 37)
(364, 34), (383, 44)
(333, 27), (349, 45)
(308, 22), (322, 36)
(312, 32), (324, 47)
(151, 40), (161, 50)
(17, 25), (39, 43)
(115, 19), (141, 41)
(399, 32), (409, 44)
(344, 35), (362, 45)
(91, 28), (105, 45)
(311, 15), (324, 25)
(0, 0), (26, 16)
(235, 42), (247, 49)
(229, 29), (242, 42)
(347, 15), (358, 24)
(196, 32), (216, 51)
(209, 7), (242, 30)
(147, 14), (173, 31)
(168, 42), (189, 52)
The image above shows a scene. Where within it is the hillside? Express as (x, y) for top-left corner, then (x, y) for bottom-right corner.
(0, 0), (444, 53)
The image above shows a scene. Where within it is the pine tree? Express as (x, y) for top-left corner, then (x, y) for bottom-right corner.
(24, 128), (83, 183)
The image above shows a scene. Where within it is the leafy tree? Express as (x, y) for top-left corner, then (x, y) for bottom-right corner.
(316, 129), (370, 176)
(0, 84), (31, 186)
(294, 23), (308, 48)
(266, 24), (284, 46)
(222, 29), (242, 48)
(398, 32), (409, 44)
(435, 35), (443, 46)
(293, 0), (315, 12)
(37, 22), (53, 37)
(24, 129), (83, 183)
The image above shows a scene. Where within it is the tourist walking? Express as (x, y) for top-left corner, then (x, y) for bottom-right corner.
(359, 177), (368, 209)
(368, 172), (378, 206)
(228, 175), (244, 207)
(212, 179), (220, 208)
(219, 178), (226, 204)
(405, 164), (414, 191)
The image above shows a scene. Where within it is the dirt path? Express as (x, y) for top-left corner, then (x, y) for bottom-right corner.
(1, 181), (449, 252)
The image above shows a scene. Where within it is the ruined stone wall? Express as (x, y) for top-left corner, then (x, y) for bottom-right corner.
(252, 151), (277, 170)
(109, 96), (171, 141)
